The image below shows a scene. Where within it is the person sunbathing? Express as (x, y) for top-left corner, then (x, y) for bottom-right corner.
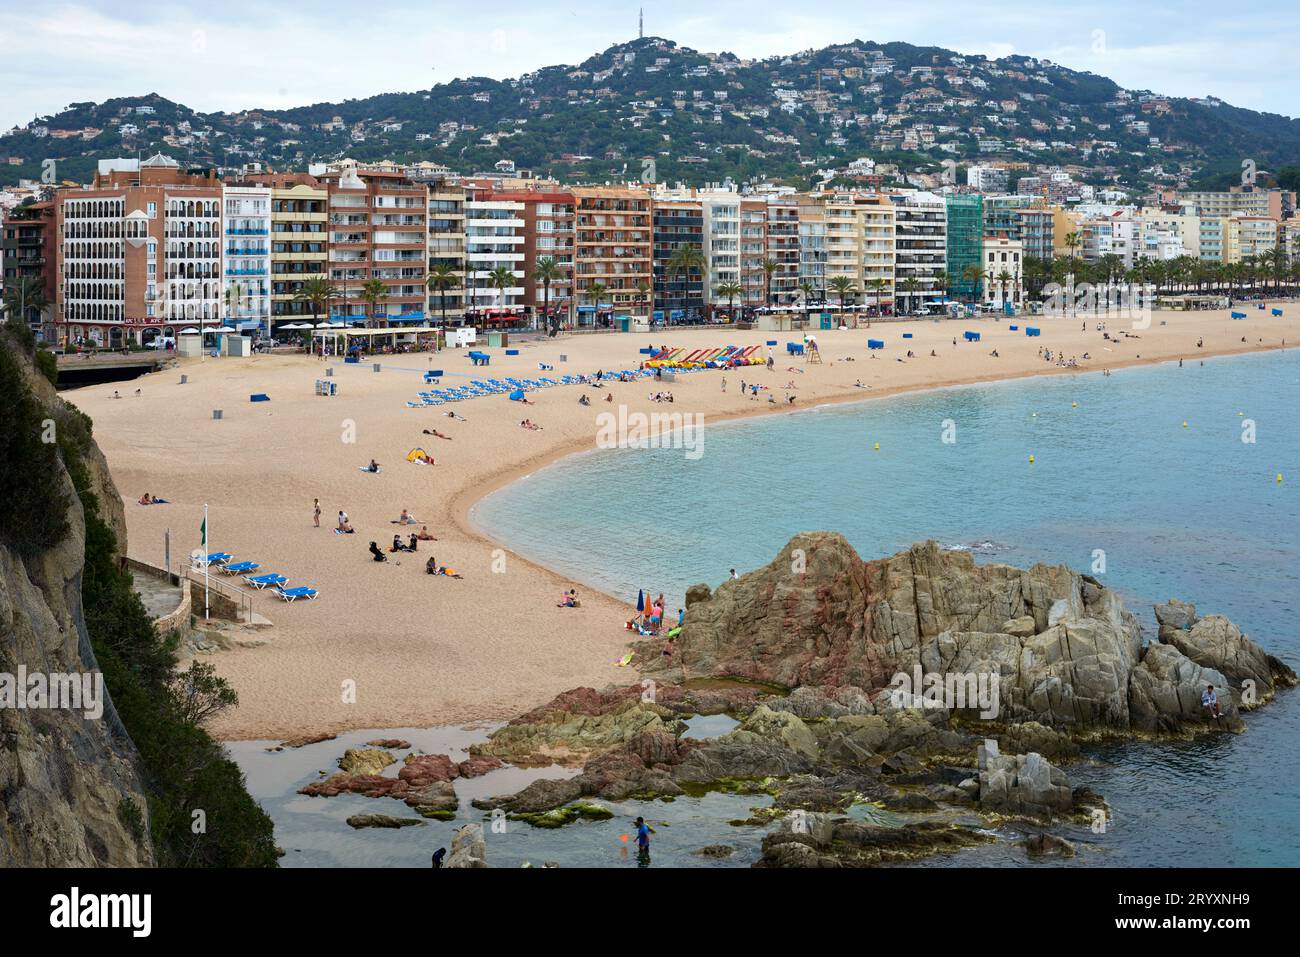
(422, 429), (452, 439)
(394, 509), (418, 525)
(437, 566), (463, 579)
(138, 493), (152, 505)
(604, 392), (614, 403)
(369, 542), (387, 562)
(557, 589), (579, 607)
(578, 394), (591, 406)
(415, 526), (437, 541)
(365, 459), (380, 473)
(417, 454), (436, 465)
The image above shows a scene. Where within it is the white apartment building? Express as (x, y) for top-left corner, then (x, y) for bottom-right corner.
(982, 237), (1024, 308)
(967, 165), (1009, 192)
(221, 184), (272, 336)
(463, 185), (524, 315)
(700, 194), (741, 306)
(890, 191), (947, 313)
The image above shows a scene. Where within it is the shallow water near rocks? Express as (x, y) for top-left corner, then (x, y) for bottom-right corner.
(227, 725), (774, 868)
(474, 349), (1300, 867)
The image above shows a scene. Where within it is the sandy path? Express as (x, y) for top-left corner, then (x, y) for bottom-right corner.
(67, 304), (1296, 740)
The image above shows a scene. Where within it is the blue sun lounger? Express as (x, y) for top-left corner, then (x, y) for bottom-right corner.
(222, 561), (260, 575)
(276, 586), (318, 603)
(245, 573), (287, 590)
(194, 552), (232, 567)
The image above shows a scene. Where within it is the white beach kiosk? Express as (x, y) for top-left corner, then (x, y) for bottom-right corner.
(307, 325), (444, 357)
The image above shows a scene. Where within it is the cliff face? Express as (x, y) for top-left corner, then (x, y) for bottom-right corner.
(0, 353), (153, 867)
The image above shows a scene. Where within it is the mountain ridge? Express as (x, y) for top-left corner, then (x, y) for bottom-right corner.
(4, 36), (1298, 192)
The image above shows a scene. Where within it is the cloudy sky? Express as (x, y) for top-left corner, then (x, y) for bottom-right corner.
(1, 0), (1295, 131)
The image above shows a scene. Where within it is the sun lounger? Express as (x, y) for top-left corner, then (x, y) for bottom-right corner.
(222, 561), (260, 575)
(193, 552), (232, 568)
(246, 573), (287, 590)
(276, 586), (318, 603)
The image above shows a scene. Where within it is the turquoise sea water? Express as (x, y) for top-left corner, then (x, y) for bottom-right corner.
(473, 350), (1300, 867)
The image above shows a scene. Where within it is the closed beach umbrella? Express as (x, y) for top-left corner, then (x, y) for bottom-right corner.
(637, 589), (644, 612)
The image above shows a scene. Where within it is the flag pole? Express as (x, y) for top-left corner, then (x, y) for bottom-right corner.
(203, 503), (210, 620)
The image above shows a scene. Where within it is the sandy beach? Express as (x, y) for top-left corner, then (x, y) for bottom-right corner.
(67, 305), (1295, 740)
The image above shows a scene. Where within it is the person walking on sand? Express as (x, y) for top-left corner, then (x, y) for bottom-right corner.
(313, 498), (321, 527)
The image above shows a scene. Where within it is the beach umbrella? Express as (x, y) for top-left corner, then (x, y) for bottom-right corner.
(637, 589), (644, 612)
(508, 389), (525, 401)
(179, 327), (200, 334)
(315, 321), (333, 329)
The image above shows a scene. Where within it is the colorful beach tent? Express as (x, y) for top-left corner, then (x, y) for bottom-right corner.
(406, 448), (430, 462)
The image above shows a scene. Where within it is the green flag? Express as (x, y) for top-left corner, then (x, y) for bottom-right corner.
(200, 516), (206, 547)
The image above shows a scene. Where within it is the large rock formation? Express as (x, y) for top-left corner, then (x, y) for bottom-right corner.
(649, 534), (1292, 740)
(0, 350), (152, 866)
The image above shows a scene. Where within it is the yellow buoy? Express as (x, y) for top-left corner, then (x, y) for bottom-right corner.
(873, 442), (880, 451)
(1029, 454), (1035, 463)
(1182, 421), (1189, 428)
(1278, 473), (1284, 484)
(1072, 401), (1078, 408)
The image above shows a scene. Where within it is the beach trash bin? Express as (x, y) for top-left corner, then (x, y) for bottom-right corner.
(902, 333), (912, 339)
(325, 367), (333, 377)
(180, 374), (188, 384)
(1009, 325), (1018, 331)
(212, 409), (223, 420)
(373, 363), (381, 372)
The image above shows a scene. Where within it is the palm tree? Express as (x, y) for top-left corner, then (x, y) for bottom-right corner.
(900, 276), (920, 315)
(531, 256), (562, 332)
(667, 244), (705, 320)
(425, 264), (462, 328)
(798, 279), (816, 319)
(585, 282), (607, 326)
(634, 280), (651, 320)
(995, 270), (1013, 309)
(715, 281), (743, 321)
(962, 264), (985, 307)
(2, 276), (47, 332)
(360, 278), (389, 328)
(293, 277), (339, 326)
(1264, 246), (1289, 296)
(867, 277), (888, 316)
(760, 257), (779, 307)
(486, 266), (515, 313)
(933, 270), (950, 303)
(828, 275), (857, 313)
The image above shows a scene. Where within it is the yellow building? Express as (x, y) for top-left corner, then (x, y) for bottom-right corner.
(800, 191), (895, 308)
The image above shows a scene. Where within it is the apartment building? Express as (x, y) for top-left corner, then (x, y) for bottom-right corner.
(424, 176), (467, 324)
(315, 161), (427, 323)
(800, 191), (895, 311)
(982, 236), (1024, 308)
(765, 197), (800, 307)
(461, 179), (525, 320)
(221, 184), (272, 336)
(572, 186), (653, 325)
(890, 191), (946, 314)
(57, 154), (224, 347)
(796, 197), (827, 300)
(945, 193), (983, 299)
(652, 198), (705, 322)
(966, 165), (1009, 193)
(495, 188), (575, 327)
(1167, 186), (1295, 222)
(739, 199), (768, 310)
(1, 199), (57, 339)
(1227, 215), (1279, 261)
(254, 174), (329, 327)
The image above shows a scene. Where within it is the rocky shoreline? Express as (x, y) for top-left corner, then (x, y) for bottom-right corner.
(296, 535), (1294, 867)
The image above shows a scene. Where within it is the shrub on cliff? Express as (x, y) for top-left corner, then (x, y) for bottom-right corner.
(0, 340), (71, 557)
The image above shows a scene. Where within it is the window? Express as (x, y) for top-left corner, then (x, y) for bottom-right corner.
(147, 202), (157, 218)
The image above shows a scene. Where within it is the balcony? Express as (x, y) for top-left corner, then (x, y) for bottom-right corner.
(226, 228), (269, 236)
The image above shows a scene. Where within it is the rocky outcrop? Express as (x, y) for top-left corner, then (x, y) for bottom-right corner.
(653, 535), (1290, 740)
(978, 751), (1073, 816)
(0, 349), (152, 867)
(758, 812), (994, 867)
(444, 823), (488, 868)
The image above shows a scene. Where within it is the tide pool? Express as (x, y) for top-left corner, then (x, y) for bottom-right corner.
(474, 350), (1300, 866)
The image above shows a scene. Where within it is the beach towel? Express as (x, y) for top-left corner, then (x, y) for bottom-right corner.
(615, 652), (634, 667)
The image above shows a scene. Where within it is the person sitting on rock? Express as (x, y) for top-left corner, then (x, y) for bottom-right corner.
(1202, 684), (1223, 720)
